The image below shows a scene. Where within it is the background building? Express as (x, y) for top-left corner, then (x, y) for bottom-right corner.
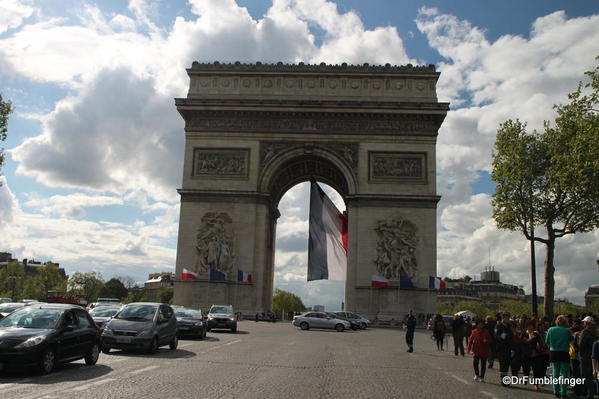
(438, 267), (525, 310)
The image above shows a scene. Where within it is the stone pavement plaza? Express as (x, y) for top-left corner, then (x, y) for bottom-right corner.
(1, 322), (552, 399)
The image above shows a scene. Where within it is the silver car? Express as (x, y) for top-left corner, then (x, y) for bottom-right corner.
(292, 312), (351, 332)
(334, 311), (370, 329)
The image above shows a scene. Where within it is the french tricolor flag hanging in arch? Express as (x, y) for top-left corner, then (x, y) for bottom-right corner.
(307, 179), (348, 281)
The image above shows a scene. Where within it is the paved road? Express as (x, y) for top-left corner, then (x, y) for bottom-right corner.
(1, 322), (556, 399)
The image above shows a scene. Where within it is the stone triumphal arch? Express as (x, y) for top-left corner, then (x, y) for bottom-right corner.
(173, 62), (448, 319)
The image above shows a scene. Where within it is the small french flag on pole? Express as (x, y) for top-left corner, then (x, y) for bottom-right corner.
(182, 268), (199, 280)
(237, 270), (252, 283)
(428, 276), (446, 290)
(371, 275), (389, 288)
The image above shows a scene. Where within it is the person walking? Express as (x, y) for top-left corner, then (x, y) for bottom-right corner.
(570, 324), (584, 397)
(524, 321), (549, 391)
(485, 315), (497, 369)
(405, 310), (416, 353)
(495, 312), (513, 387)
(511, 323), (531, 378)
(468, 320), (492, 382)
(452, 314), (466, 356)
(433, 314), (446, 351)
(545, 315), (573, 398)
(578, 316), (597, 399)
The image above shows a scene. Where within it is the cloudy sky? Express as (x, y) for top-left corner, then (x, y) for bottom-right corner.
(1, 0), (598, 310)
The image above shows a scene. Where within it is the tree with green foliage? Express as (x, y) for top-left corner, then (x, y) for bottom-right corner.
(67, 271), (104, 301)
(98, 278), (129, 300)
(272, 288), (306, 313)
(0, 93), (13, 180)
(159, 288), (173, 304)
(0, 261), (26, 299)
(37, 262), (67, 294)
(492, 60), (599, 318)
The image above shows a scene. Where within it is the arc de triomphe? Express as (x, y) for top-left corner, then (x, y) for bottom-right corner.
(173, 61), (448, 319)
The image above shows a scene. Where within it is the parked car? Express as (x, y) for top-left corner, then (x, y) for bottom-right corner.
(87, 298), (121, 311)
(101, 302), (178, 354)
(292, 312), (351, 332)
(0, 298), (12, 304)
(173, 307), (207, 339)
(428, 315), (453, 331)
(89, 306), (122, 330)
(207, 305), (237, 333)
(0, 303), (26, 319)
(328, 312), (359, 330)
(0, 303), (101, 374)
(334, 312), (370, 329)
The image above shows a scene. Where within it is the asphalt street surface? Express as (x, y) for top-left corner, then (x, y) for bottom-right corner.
(1, 322), (557, 399)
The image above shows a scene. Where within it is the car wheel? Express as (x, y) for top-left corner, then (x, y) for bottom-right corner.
(300, 322), (309, 330)
(335, 324), (345, 332)
(39, 349), (55, 375)
(147, 337), (159, 354)
(360, 322), (367, 329)
(169, 335), (178, 350)
(85, 343), (100, 365)
(101, 345), (111, 354)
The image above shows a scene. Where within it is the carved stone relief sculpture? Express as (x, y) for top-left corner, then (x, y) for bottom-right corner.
(374, 216), (418, 280)
(369, 152), (426, 183)
(194, 212), (235, 279)
(193, 148), (249, 178)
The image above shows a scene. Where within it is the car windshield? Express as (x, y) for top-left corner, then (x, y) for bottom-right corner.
(115, 304), (157, 321)
(175, 309), (202, 319)
(210, 306), (232, 314)
(90, 307), (120, 317)
(0, 304), (23, 313)
(0, 308), (62, 329)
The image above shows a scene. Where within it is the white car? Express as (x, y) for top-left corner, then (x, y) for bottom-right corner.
(292, 312), (351, 332)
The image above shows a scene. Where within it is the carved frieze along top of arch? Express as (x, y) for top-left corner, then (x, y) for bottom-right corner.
(185, 62), (441, 103)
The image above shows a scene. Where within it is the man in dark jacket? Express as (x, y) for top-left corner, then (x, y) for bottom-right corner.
(495, 312), (513, 387)
(452, 314), (466, 356)
(578, 316), (597, 399)
(405, 310), (416, 353)
(485, 315), (497, 368)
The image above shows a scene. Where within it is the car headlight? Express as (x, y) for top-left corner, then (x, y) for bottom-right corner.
(229, 317), (235, 321)
(15, 335), (46, 348)
(102, 327), (114, 335)
(137, 329), (152, 337)
(193, 322), (203, 326)
(208, 317), (215, 320)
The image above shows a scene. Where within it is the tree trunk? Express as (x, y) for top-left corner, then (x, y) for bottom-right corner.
(543, 235), (556, 319)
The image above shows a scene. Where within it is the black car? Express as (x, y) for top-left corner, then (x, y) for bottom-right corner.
(0, 303), (101, 374)
(173, 307), (207, 339)
(327, 312), (359, 330)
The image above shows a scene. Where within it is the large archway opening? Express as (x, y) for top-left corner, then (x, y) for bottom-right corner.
(273, 181), (346, 313)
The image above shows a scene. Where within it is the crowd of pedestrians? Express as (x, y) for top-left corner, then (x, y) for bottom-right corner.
(416, 311), (599, 398)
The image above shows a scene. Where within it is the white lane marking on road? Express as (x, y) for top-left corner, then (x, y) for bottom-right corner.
(128, 365), (159, 375)
(480, 390), (499, 399)
(205, 339), (242, 351)
(71, 378), (116, 392)
(450, 374), (471, 385)
(178, 343), (193, 348)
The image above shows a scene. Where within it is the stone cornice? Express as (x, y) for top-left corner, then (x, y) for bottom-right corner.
(179, 109), (446, 137)
(188, 61), (438, 75)
(346, 194), (441, 209)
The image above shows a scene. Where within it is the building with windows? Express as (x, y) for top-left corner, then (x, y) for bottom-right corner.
(437, 267), (525, 310)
